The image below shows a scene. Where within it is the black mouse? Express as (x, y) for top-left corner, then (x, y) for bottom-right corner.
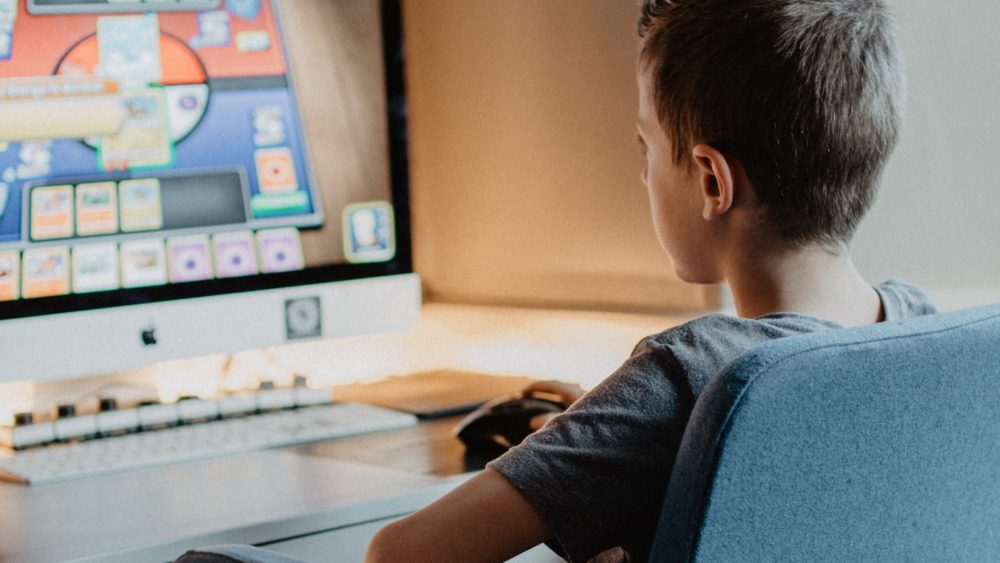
(454, 392), (565, 451)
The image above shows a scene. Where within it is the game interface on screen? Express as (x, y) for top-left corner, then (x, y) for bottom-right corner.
(0, 0), (394, 303)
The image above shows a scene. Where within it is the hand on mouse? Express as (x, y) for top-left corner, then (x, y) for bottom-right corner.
(522, 380), (585, 431)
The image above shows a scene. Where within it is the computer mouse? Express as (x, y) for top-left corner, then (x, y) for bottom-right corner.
(454, 392), (565, 451)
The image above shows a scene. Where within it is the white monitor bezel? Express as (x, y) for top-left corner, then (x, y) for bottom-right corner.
(0, 273), (420, 384)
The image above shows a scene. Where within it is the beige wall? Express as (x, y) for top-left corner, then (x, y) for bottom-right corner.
(403, 1), (720, 313)
(404, 1), (1000, 313)
(853, 0), (1000, 305)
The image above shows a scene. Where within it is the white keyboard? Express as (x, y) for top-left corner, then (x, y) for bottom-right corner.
(0, 403), (417, 485)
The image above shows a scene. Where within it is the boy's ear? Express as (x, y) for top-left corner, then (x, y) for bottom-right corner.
(691, 144), (735, 221)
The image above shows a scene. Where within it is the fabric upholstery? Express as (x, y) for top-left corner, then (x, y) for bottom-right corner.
(650, 304), (1000, 562)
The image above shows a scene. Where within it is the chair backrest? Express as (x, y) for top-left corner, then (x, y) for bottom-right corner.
(649, 304), (1000, 562)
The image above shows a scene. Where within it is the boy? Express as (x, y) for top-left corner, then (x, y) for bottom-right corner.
(366, 1), (937, 561)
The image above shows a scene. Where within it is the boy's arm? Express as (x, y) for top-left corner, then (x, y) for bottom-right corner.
(365, 467), (553, 563)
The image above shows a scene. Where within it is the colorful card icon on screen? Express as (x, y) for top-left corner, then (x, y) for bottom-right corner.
(252, 105), (286, 147)
(343, 201), (396, 263)
(256, 228), (304, 273)
(21, 246), (70, 299)
(191, 10), (230, 48)
(0, 29), (12, 62)
(167, 234), (213, 283)
(120, 239), (167, 288)
(17, 141), (52, 180)
(100, 89), (173, 170)
(236, 30), (270, 53)
(119, 178), (163, 232)
(0, 0), (15, 21)
(0, 250), (19, 301)
(97, 14), (162, 85)
(76, 182), (119, 236)
(30, 185), (74, 241)
(72, 243), (120, 294)
(212, 230), (258, 278)
(0, 0), (15, 61)
(226, 0), (261, 20)
(255, 147), (298, 193)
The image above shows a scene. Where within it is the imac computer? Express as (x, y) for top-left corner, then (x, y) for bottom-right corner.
(0, 0), (419, 387)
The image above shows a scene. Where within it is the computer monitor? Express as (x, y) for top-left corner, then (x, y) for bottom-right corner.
(0, 0), (419, 386)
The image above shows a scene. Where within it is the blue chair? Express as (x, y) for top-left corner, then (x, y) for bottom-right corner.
(650, 304), (1000, 562)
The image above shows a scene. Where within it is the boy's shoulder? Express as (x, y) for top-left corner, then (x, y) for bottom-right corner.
(631, 279), (937, 389)
(634, 312), (839, 390)
(875, 278), (939, 320)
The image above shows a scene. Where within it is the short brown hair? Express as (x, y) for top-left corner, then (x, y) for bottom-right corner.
(639, 0), (903, 245)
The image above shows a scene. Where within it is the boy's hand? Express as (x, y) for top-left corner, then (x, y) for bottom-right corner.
(522, 380), (586, 431)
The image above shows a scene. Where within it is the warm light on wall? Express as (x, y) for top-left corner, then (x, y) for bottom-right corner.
(151, 355), (228, 404)
(0, 381), (34, 426)
(222, 349), (295, 392)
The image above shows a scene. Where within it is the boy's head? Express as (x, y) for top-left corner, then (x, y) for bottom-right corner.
(637, 0), (903, 248)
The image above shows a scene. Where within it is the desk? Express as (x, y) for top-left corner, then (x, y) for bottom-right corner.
(0, 413), (538, 563)
(291, 413), (495, 478)
(0, 304), (690, 562)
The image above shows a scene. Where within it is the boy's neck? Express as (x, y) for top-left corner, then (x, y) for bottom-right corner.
(725, 242), (883, 327)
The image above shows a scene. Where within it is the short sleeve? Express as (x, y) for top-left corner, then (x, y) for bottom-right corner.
(488, 349), (694, 562)
(875, 279), (939, 320)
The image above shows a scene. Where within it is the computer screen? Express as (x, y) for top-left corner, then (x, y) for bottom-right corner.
(0, 0), (419, 384)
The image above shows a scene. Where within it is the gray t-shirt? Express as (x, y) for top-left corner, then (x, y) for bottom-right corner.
(489, 279), (938, 563)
